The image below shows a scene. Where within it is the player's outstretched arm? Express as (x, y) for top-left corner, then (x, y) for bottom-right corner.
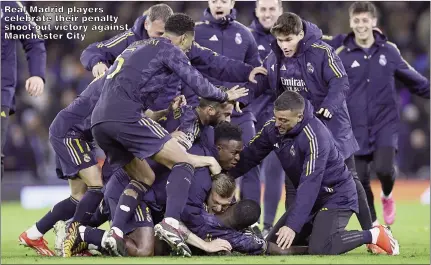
(178, 222), (232, 253)
(388, 42), (430, 99)
(187, 42), (255, 83)
(145, 95), (187, 121)
(80, 30), (135, 76)
(187, 154), (221, 175)
(284, 128), (329, 235)
(162, 47), (230, 102)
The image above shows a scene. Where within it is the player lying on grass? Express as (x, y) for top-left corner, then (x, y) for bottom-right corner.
(230, 91), (400, 255)
(54, 172), (235, 257)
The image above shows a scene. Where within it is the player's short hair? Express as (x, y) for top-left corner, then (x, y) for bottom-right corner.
(214, 121), (242, 144)
(231, 199), (261, 230)
(164, 13), (195, 36)
(256, 0), (282, 8)
(212, 173), (236, 198)
(144, 4), (174, 23)
(270, 12), (303, 36)
(199, 85), (235, 109)
(274, 91), (305, 112)
(349, 1), (378, 18)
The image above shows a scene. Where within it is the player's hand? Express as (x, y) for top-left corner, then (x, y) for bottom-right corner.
(92, 63), (108, 77)
(226, 85), (249, 101)
(249, 66), (267, 83)
(208, 157), (222, 175)
(203, 238), (232, 253)
(276, 226), (296, 249)
(316, 108), (332, 120)
(25, 76), (44, 97)
(171, 130), (188, 143)
(169, 95), (186, 112)
(235, 102), (242, 113)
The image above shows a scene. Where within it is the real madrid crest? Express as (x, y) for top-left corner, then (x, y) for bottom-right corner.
(235, 33), (242, 45)
(307, 62), (314, 74)
(379, 54), (387, 66)
(290, 145), (295, 156)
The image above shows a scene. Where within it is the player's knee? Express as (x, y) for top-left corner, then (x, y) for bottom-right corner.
(308, 242), (328, 255)
(375, 165), (394, 179)
(70, 182), (87, 200)
(79, 166), (103, 187)
(123, 188), (138, 199)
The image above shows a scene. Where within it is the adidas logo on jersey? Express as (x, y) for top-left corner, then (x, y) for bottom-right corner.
(351, 60), (360, 68)
(258, 45), (265, 51)
(209, 35), (218, 41)
(281, 65), (287, 71)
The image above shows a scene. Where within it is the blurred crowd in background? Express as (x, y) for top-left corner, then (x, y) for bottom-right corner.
(4, 1), (430, 181)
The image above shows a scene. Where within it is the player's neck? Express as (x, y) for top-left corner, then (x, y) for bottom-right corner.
(354, 35), (375, 49)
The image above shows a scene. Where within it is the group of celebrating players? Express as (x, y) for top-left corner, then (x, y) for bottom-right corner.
(2, 0), (429, 258)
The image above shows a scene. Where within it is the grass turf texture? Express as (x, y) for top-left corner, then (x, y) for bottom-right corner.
(1, 200), (429, 264)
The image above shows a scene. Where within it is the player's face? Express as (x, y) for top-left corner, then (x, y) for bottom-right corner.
(255, 0), (282, 30)
(180, 33), (195, 52)
(171, 33), (195, 52)
(217, 139), (243, 170)
(275, 32), (304, 57)
(207, 190), (234, 214)
(145, 19), (166, 38)
(208, 0), (235, 20)
(209, 103), (234, 126)
(274, 109), (303, 135)
(350, 12), (377, 42)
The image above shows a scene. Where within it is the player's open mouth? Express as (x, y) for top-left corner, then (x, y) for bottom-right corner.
(216, 11), (224, 15)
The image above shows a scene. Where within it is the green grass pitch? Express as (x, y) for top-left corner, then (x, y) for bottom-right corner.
(1, 201), (429, 264)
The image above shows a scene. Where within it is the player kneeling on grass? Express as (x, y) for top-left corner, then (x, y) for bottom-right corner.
(229, 91), (400, 255)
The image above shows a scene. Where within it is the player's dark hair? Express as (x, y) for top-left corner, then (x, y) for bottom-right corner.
(231, 200), (261, 230)
(214, 121), (242, 144)
(165, 13), (195, 36)
(349, 1), (378, 18)
(145, 4), (174, 23)
(199, 85), (234, 109)
(270, 12), (303, 36)
(274, 91), (305, 112)
(212, 173), (236, 198)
